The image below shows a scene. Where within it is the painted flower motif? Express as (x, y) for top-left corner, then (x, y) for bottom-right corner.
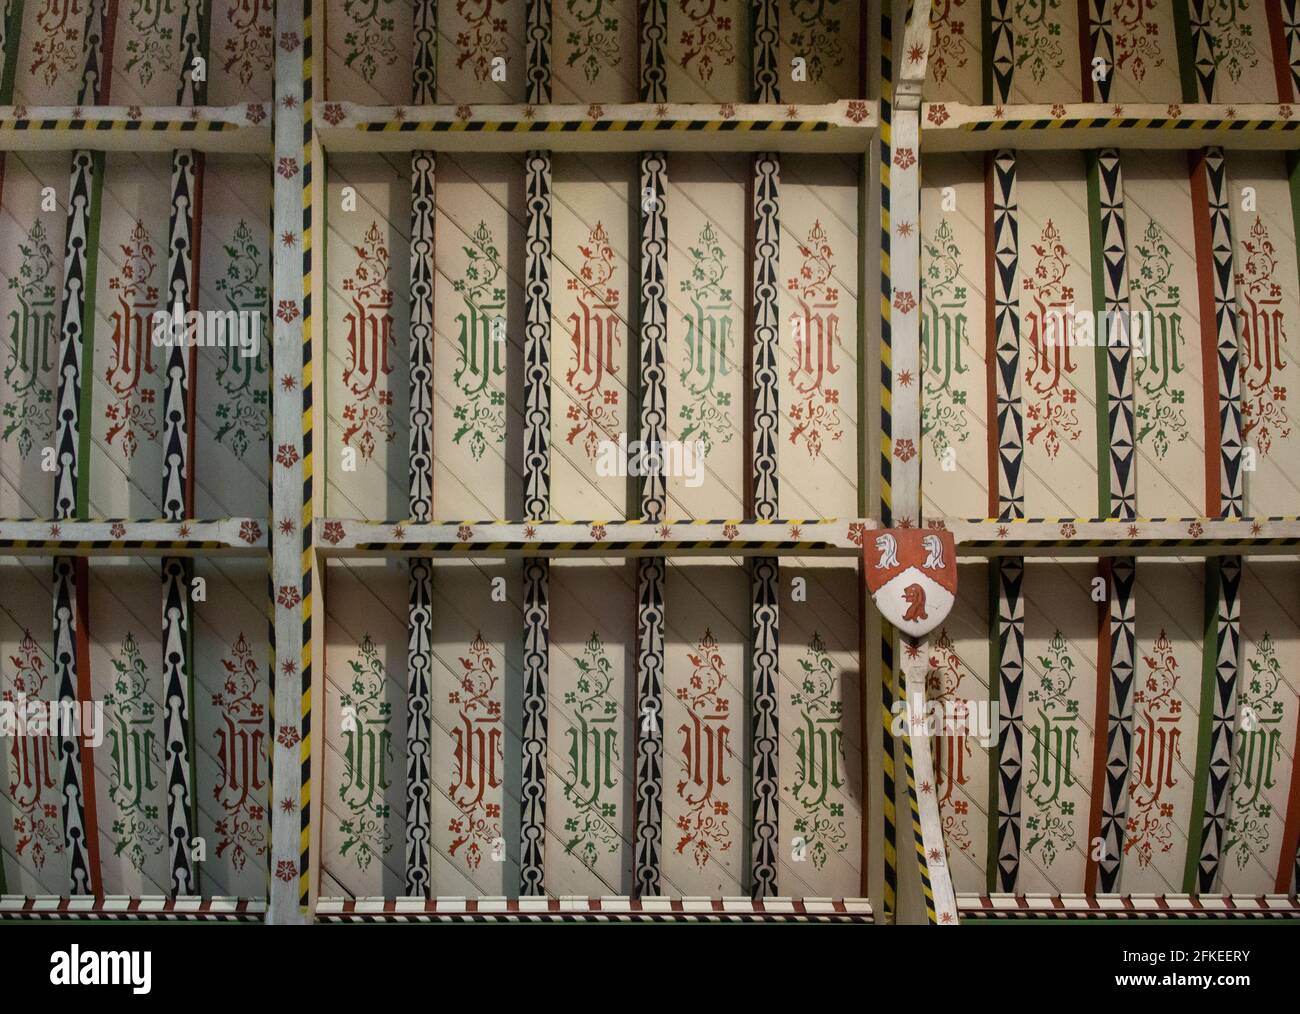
(322, 103), (344, 125)
(111, 522), (126, 538)
(1167, 104), (1182, 117)
(392, 525), (406, 539)
(1051, 104), (1067, 118)
(1060, 523), (1076, 538)
(846, 100), (868, 123)
(276, 444), (299, 467)
(127, 106), (142, 121)
(246, 103), (267, 124)
(277, 299), (300, 323)
(847, 522), (867, 546)
(893, 289), (916, 314)
(524, 525), (537, 539)
(457, 525), (473, 542)
(893, 147), (916, 170)
(456, 104), (473, 121)
(280, 375), (296, 392)
(894, 438), (917, 463)
(240, 521), (262, 544)
(321, 521), (345, 545)
(1188, 521), (1204, 537)
(275, 859), (296, 882)
(587, 103), (604, 120)
(277, 157), (299, 179)
(280, 798), (296, 814)
(276, 585), (301, 608)
(997, 526), (1009, 538)
(719, 103), (736, 119)
(1282, 105), (1294, 120)
(280, 32), (300, 51)
(927, 104), (949, 126)
(590, 524), (607, 540)
(723, 524), (738, 540)
(277, 725), (300, 749)
(12, 104), (27, 119)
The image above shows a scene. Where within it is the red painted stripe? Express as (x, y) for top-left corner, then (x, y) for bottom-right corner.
(1078, 0), (1096, 103)
(1273, 698), (1300, 892)
(1188, 151), (1223, 518)
(1267, 1), (1295, 103)
(1085, 558), (1113, 894)
(984, 153), (1000, 519)
(98, 0), (121, 106)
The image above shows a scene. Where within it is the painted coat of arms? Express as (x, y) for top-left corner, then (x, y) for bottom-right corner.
(865, 528), (958, 639)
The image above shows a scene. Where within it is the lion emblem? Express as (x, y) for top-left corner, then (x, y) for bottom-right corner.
(902, 583), (929, 623)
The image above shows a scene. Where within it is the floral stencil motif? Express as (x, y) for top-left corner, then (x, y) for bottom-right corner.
(674, 629), (733, 868)
(564, 222), (622, 459)
(1013, 0), (1065, 85)
(927, 0), (970, 86)
(30, 0), (86, 88)
(679, 0), (736, 83)
(565, 0), (622, 83)
(213, 633), (267, 872)
(341, 222), (396, 460)
(455, 0), (510, 82)
(1131, 218), (1188, 458)
(562, 632), (622, 868)
(1023, 218), (1081, 458)
(106, 633), (165, 872)
(214, 220), (270, 459)
(1113, 0), (1164, 84)
(3, 220), (58, 458)
(1236, 216), (1292, 455)
(1124, 631), (1183, 868)
(678, 221), (735, 455)
(452, 222), (508, 460)
(5, 631), (64, 870)
(222, 0), (274, 88)
(1207, 0), (1258, 86)
(342, 0), (398, 83)
(786, 0), (844, 84)
(1023, 631), (1080, 868)
(788, 633), (848, 868)
(124, 0), (178, 88)
(338, 634), (394, 871)
(448, 633), (504, 869)
(787, 220), (844, 458)
(920, 218), (971, 458)
(105, 220), (161, 459)
(1224, 633), (1286, 869)
(926, 630), (975, 856)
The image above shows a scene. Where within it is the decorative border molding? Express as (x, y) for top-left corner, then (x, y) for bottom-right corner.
(0, 896), (266, 921)
(958, 893), (1300, 919)
(315, 896), (873, 923)
(526, 0), (551, 105)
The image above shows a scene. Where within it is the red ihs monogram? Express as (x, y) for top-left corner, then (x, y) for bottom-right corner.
(927, 630), (973, 855)
(104, 219), (160, 459)
(1023, 218), (1081, 458)
(1124, 631), (1182, 867)
(341, 222), (396, 460)
(674, 629), (732, 868)
(448, 633), (503, 869)
(30, 0), (85, 88)
(5, 631), (63, 870)
(565, 222), (622, 459)
(213, 633), (267, 872)
(787, 220), (844, 459)
(1236, 216), (1292, 455)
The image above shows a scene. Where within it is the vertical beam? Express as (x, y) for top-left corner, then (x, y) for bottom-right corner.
(986, 0), (1015, 104)
(268, 0), (313, 923)
(160, 0), (209, 898)
(519, 149), (552, 896)
(633, 147), (667, 896)
(1081, 0), (1114, 103)
(526, 0), (552, 105)
(404, 0), (437, 899)
(404, 149), (435, 897)
(1266, 0), (1297, 102)
(52, 0), (117, 901)
(638, 0), (667, 105)
(751, 0), (780, 104)
(1084, 148), (1137, 894)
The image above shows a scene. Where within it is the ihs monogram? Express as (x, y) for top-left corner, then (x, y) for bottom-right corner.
(3, 219), (58, 458)
(448, 633), (504, 869)
(1023, 218), (1081, 459)
(1124, 631), (1182, 868)
(1024, 631), (1080, 868)
(451, 222), (507, 461)
(678, 221), (735, 456)
(921, 218), (971, 458)
(338, 634), (394, 870)
(1236, 216), (1292, 456)
(106, 633), (165, 872)
(787, 220), (844, 459)
(788, 633), (848, 868)
(562, 632), (621, 868)
(565, 222), (622, 459)
(104, 220), (161, 460)
(214, 220), (269, 459)
(674, 629), (732, 868)
(1131, 218), (1188, 459)
(341, 222), (396, 461)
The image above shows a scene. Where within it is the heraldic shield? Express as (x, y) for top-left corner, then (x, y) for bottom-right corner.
(864, 529), (958, 639)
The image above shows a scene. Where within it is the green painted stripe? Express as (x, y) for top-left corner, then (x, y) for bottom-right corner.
(1173, 0), (1199, 104)
(1086, 151), (1112, 518)
(986, 562), (1001, 895)
(76, 152), (106, 521)
(0, 0), (24, 105)
(1183, 556), (1221, 892)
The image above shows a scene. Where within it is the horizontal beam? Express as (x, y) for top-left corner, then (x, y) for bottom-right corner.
(0, 896), (266, 922)
(922, 102), (1300, 152)
(957, 894), (1300, 920)
(315, 517), (1300, 558)
(321, 101), (877, 153)
(0, 518), (266, 555)
(316, 896), (872, 923)
(0, 105), (270, 153)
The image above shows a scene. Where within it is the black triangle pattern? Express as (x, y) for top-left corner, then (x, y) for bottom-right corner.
(992, 150), (1024, 520)
(1096, 149), (1136, 520)
(1286, 1), (1300, 98)
(1190, 1), (1217, 103)
(1099, 558), (1135, 892)
(990, 0), (1015, 104)
(994, 558), (1025, 892)
(1204, 149), (1244, 518)
(1198, 557), (1241, 891)
(1086, 0), (1114, 103)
